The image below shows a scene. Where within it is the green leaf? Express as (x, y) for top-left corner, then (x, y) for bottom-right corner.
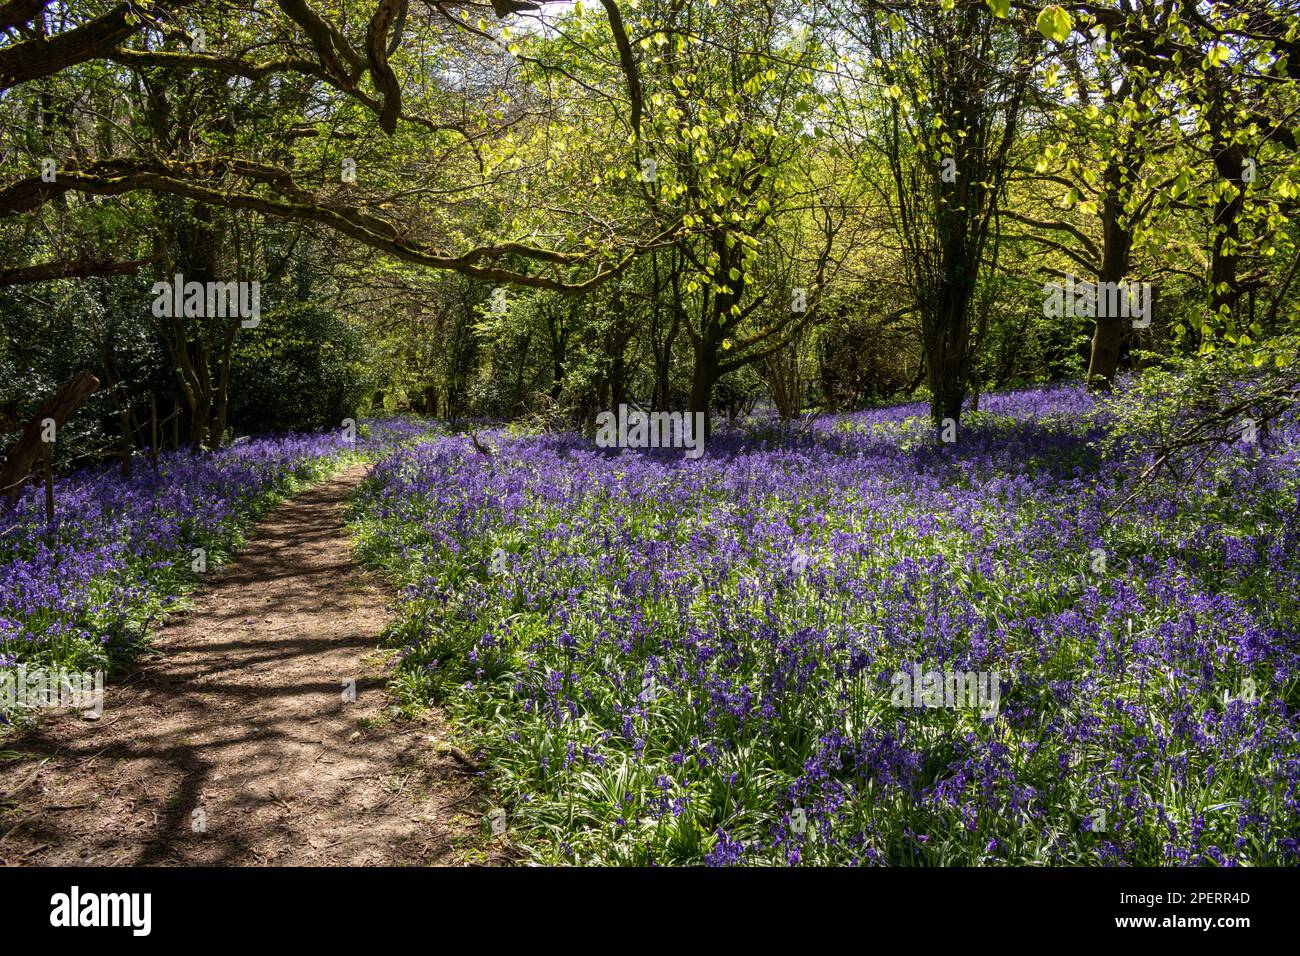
(1036, 5), (1072, 43)
(986, 0), (1011, 18)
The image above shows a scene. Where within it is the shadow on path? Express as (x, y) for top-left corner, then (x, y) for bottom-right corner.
(0, 465), (496, 866)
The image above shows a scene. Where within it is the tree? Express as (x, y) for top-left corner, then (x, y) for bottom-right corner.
(844, 0), (1036, 425)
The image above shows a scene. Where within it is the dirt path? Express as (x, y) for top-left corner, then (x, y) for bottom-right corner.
(0, 465), (493, 866)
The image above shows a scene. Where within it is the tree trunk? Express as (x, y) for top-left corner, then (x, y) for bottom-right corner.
(511, 330), (533, 415)
(210, 319), (238, 447)
(689, 336), (719, 435)
(547, 304), (570, 402)
(1, 371), (100, 504)
(609, 351), (627, 412)
(924, 284), (975, 426)
(1209, 140), (1245, 323)
(1086, 161), (1135, 390)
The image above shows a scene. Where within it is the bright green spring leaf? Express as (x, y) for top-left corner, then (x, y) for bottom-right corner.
(1036, 5), (1073, 43)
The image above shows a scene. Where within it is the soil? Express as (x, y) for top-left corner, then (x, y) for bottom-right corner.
(0, 464), (503, 866)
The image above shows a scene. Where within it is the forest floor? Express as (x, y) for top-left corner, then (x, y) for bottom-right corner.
(0, 464), (502, 866)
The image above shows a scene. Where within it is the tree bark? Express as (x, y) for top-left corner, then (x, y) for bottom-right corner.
(1086, 157), (1136, 390)
(0, 256), (156, 286)
(688, 334), (719, 434)
(0, 2), (153, 91)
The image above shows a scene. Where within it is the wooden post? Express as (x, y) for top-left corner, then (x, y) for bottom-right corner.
(41, 439), (54, 523)
(150, 394), (158, 468)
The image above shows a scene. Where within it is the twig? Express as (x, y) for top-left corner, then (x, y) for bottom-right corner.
(446, 746), (481, 772)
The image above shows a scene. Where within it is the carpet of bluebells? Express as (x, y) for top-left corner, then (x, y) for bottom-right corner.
(0, 418), (434, 694)
(353, 385), (1300, 866)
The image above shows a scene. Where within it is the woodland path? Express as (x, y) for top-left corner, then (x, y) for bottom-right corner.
(0, 464), (494, 866)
